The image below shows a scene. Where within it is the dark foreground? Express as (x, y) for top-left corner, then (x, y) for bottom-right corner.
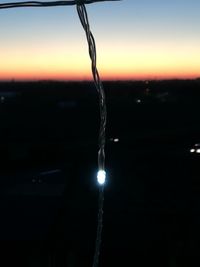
(1, 79), (200, 267)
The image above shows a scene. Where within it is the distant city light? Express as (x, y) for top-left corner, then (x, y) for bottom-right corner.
(110, 138), (119, 143)
(189, 144), (200, 154)
(0, 96), (5, 103)
(97, 170), (106, 185)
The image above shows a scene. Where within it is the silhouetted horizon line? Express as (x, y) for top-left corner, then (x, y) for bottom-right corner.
(0, 77), (200, 83)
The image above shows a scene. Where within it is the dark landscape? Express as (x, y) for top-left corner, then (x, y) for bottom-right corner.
(1, 79), (200, 267)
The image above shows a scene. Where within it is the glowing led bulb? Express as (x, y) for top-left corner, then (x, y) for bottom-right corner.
(97, 170), (106, 185)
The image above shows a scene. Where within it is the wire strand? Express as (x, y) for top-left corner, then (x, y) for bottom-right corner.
(0, 2), (108, 267)
(76, 4), (106, 267)
(0, 0), (120, 9)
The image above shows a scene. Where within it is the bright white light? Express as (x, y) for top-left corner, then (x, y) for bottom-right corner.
(97, 170), (106, 185)
(190, 149), (195, 153)
(196, 149), (200, 154)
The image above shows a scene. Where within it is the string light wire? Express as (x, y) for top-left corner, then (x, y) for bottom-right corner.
(0, 0), (120, 9)
(76, 4), (106, 267)
(0, 1), (120, 266)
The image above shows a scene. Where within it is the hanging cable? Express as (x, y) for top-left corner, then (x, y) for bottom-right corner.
(0, 0), (120, 9)
(0, 1), (121, 266)
(76, 3), (106, 267)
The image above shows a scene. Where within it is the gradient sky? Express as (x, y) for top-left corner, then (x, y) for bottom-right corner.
(0, 0), (200, 80)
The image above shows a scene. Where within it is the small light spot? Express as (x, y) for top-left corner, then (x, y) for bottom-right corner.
(196, 149), (200, 154)
(1, 96), (5, 103)
(136, 99), (141, 104)
(190, 149), (195, 153)
(110, 138), (119, 143)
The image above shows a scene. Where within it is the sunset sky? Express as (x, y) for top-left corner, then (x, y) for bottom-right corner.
(0, 0), (200, 81)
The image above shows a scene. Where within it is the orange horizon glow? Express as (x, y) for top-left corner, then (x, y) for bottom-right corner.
(0, 70), (199, 82)
(1, 42), (200, 82)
